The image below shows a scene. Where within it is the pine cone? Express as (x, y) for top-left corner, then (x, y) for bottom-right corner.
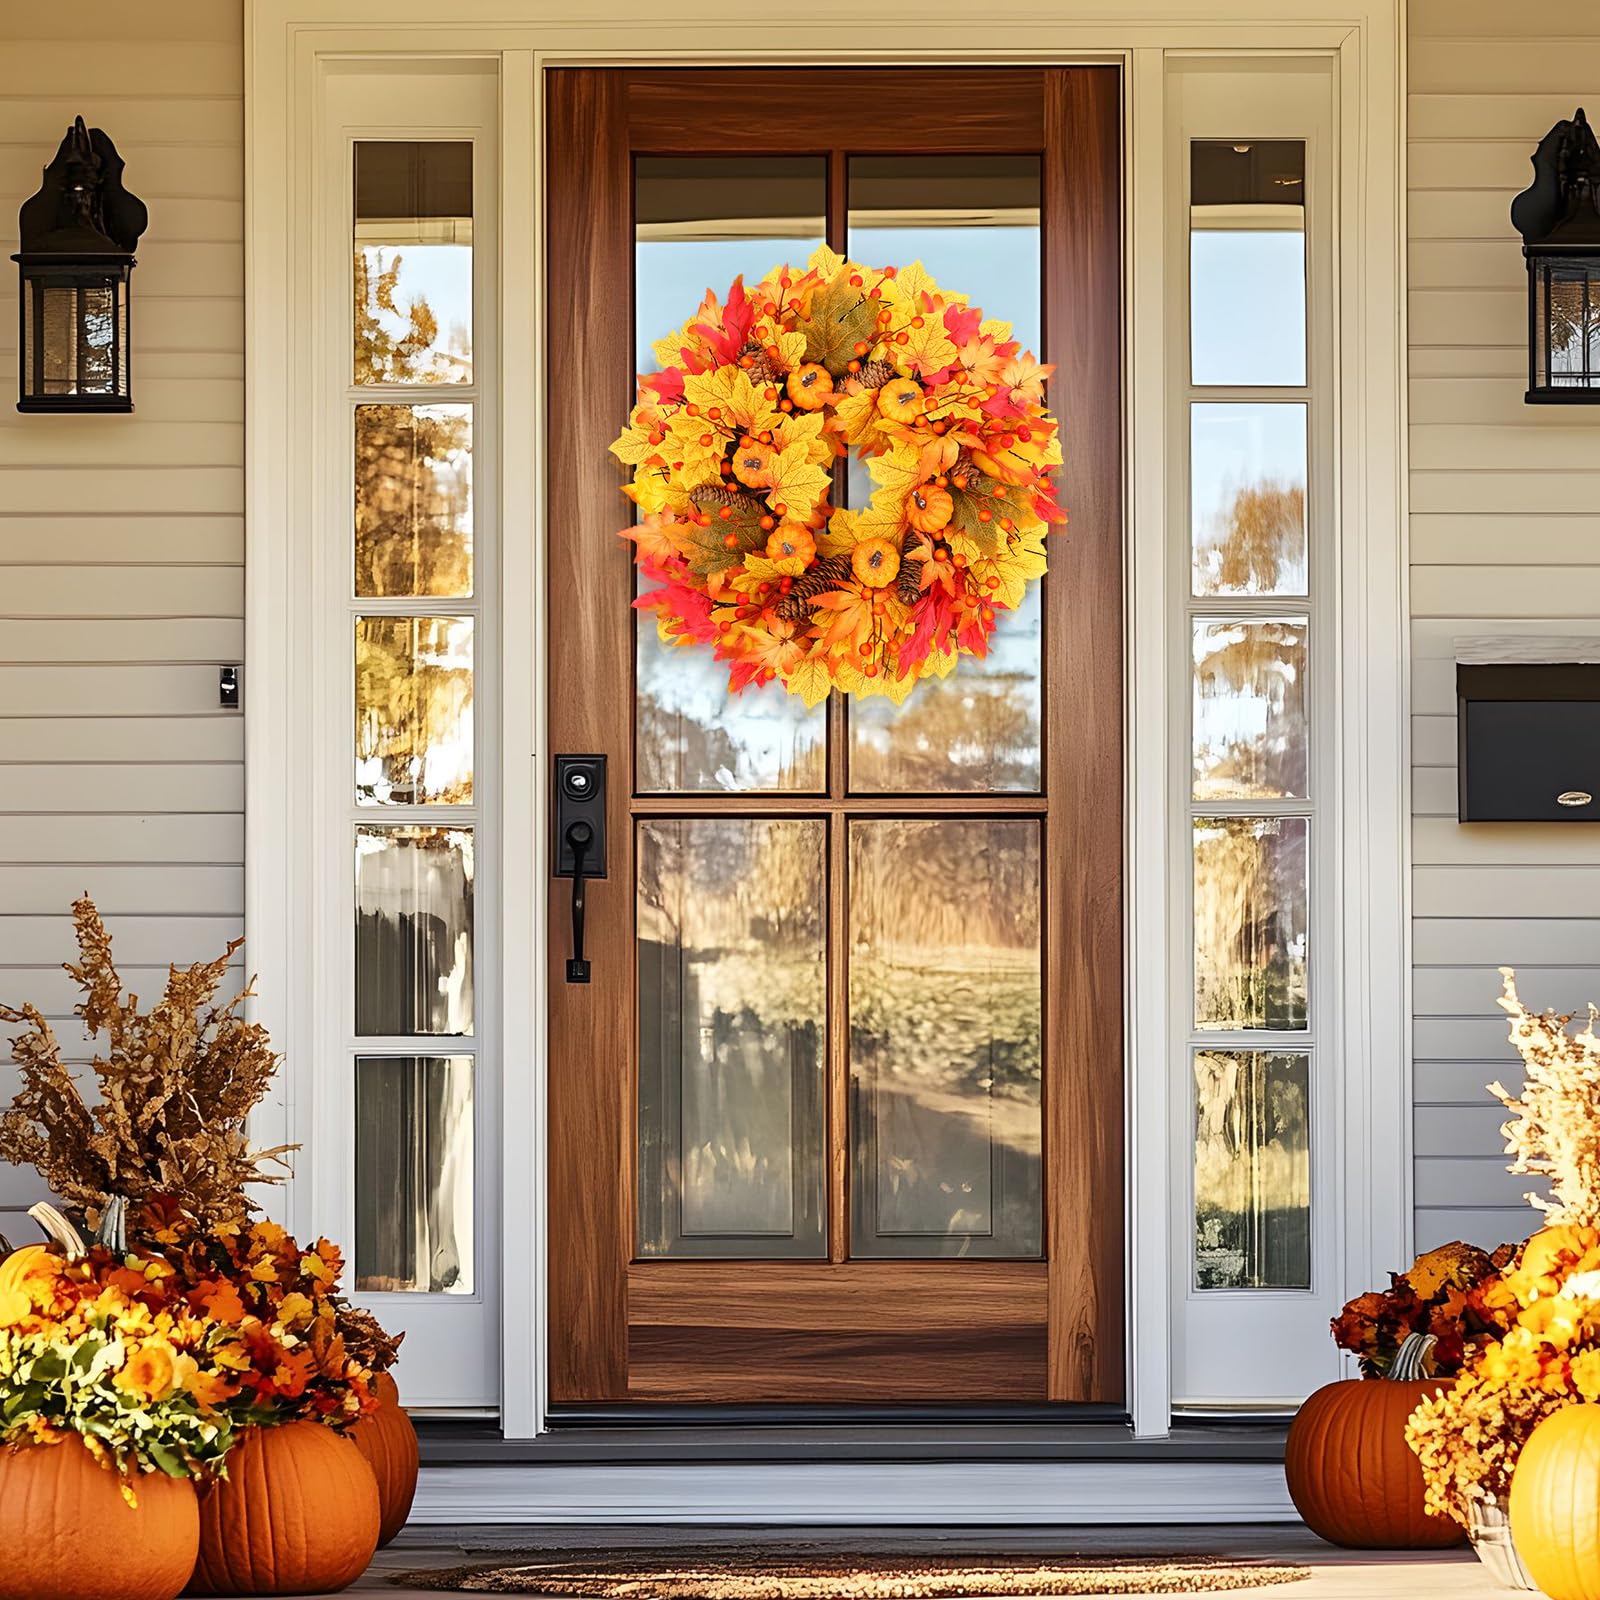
(690, 482), (748, 510)
(896, 532), (924, 605)
(774, 554), (853, 623)
(739, 340), (786, 387)
(853, 358), (896, 391)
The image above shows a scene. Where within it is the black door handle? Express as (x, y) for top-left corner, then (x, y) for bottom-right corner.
(565, 820), (593, 984)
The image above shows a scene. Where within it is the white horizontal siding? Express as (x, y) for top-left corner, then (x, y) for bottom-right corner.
(0, 0), (244, 1217)
(1406, 12), (1600, 1255)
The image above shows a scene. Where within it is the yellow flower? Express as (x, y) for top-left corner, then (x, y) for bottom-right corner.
(115, 1340), (179, 1402)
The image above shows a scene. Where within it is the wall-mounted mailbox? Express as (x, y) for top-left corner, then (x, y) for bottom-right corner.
(1458, 661), (1600, 821)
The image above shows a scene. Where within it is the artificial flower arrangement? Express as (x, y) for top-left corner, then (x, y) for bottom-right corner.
(1401, 970), (1600, 1535)
(0, 897), (413, 1599)
(1329, 1239), (1513, 1379)
(613, 246), (1064, 707)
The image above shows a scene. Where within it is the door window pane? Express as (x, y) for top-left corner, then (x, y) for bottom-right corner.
(355, 825), (473, 1036)
(1192, 617), (1308, 801)
(356, 616), (473, 805)
(1195, 1050), (1310, 1289)
(1194, 816), (1308, 1031)
(355, 402), (473, 597)
(355, 1055), (473, 1293)
(637, 818), (827, 1259)
(849, 818), (1042, 1258)
(354, 141), (472, 385)
(1191, 403), (1307, 597)
(634, 156), (827, 794)
(846, 155), (1043, 794)
(1190, 140), (1305, 387)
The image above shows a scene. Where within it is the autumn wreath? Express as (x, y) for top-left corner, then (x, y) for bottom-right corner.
(611, 246), (1065, 706)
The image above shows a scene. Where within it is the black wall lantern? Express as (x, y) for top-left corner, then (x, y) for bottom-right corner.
(1513, 108), (1600, 404)
(12, 117), (147, 414)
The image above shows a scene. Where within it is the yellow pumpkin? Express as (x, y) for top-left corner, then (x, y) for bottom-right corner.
(0, 1437), (199, 1600)
(906, 484), (953, 534)
(851, 538), (901, 589)
(1510, 1403), (1600, 1600)
(0, 1243), (53, 1299)
(877, 380), (925, 424)
(785, 363), (833, 411)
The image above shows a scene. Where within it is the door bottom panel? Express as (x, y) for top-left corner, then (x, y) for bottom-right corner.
(626, 1261), (1046, 1402)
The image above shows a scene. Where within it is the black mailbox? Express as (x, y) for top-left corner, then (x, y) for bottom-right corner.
(1458, 662), (1600, 821)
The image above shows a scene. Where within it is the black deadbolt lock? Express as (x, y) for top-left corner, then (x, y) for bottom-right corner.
(554, 755), (606, 983)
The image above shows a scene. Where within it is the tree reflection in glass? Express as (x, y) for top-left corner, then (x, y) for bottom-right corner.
(356, 616), (473, 806)
(1192, 617), (1308, 801)
(354, 403), (472, 598)
(1193, 816), (1308, 1031)
(849, 819), (1042, 1258)
(1191, 404), (1307, 597)
(636, 818), (827, 1258)
(1194, 1049), (1310, 1289)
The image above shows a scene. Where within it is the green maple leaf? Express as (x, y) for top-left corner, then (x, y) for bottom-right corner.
(946, 473), (1013, 558)
(679, 489), (769, 575)
(803, 278), (881, 376)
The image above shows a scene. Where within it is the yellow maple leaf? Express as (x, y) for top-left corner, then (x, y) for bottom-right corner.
(808, 244), (846, 281)
(888, 260), (936, 310)
(772, 410), (827, 455)
(776, 330), (808, 370)
(683, 367), (778, 435)
(610, 426), (659, 467)
(894, 319), (958, 378)
(783, 652), (834, 708)
(979, 318), (1013, 343)
(764, 440), (832, 524)
(831, 388), (882, 448)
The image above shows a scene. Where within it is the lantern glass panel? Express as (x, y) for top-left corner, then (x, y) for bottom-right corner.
(1538, 258), (1600, 392)
(20, 267), (129, 406)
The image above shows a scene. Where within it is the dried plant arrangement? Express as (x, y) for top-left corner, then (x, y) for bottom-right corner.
(1490, 967), (1600, 1228)
(0, 895), (293, 1226)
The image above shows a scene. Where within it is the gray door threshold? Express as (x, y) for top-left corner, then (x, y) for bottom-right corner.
(415, 1419), (1288, 1468)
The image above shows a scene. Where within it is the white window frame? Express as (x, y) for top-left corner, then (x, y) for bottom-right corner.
(246, 0), (1406, 1481)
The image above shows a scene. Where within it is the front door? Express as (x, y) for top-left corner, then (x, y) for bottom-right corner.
(546, 67), (1123, 1407)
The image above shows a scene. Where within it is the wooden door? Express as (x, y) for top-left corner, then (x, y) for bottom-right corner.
(547, 67), (1123, 1407)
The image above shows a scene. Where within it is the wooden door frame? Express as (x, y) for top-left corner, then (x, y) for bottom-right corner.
(546, 65), (1124, 1406)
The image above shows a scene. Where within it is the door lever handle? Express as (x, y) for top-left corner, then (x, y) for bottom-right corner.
(565, 820), (594, 984)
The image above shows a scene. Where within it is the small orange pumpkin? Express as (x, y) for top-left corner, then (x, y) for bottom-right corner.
(1510, 1402), (1600, 1600)
(851, 538), (901, 589)
(187, 1422), (379, 1596)
(785, 363), (833, 411)
(906, 484), (953, 534)
(1285, 1377), (1464, 1549)
(352, 1373), (419, 1547)
(877, 380), (925, 424)
(731, 437), (774, 489)
(0, 1437), (199, 1600)
(765, 523), (817, 565)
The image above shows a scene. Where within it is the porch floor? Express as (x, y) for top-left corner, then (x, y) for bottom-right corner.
(347, 1523), (1510, 1599)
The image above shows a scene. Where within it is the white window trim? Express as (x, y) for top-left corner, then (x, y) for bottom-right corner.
(245, 0), (1407, 1471)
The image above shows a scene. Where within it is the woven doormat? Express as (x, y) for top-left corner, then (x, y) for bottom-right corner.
(398, 1548), (1310, 1597)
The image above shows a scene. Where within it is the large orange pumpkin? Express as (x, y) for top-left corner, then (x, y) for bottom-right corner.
(352, 1372), (419, 1546)
(0, 1437), (199, 1600)
(1510, 1402), (1600, 1600)
(187, 1422), (379, 1596)
(1285, 1378), (1465, 1549)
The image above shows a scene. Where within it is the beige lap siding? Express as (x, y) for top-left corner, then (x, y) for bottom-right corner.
(1409, 0), (1600, 1253)
(0, 1), (247, 1236)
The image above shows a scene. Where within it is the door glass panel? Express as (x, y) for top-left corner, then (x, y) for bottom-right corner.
(846, 155), (1043, 794)
(637, 817), (827, 1258)
(1189, 140), (1305, 387)
(634, 156), (827, 794)
(355, 616), (474, 806)
(1194, 1049), (1310, 1289)
(1192, 617), (1308, 801)
(1193, 816), (1308, 1031)
(849, 818), (1042, 1258)
(355, 1054), (473, 1293)
(354, 140), (473, 385)
(355, 824), (474, 1036)
(355, 402), (473, 597)
(1191, 403), (1307, 598)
